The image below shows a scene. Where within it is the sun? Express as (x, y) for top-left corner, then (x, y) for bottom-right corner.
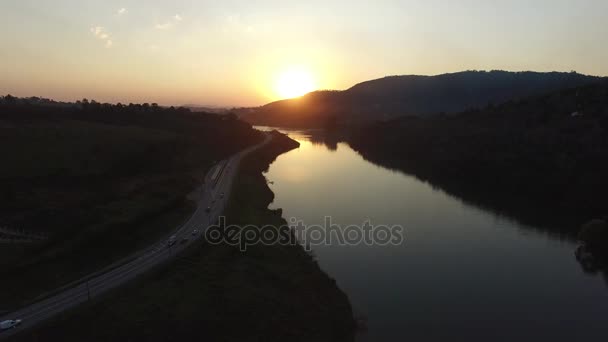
(275, 68), (316, 99)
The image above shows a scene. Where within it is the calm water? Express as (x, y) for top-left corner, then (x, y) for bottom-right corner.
(262, 129), (608, 341)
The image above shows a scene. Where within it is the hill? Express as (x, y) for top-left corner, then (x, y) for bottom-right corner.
(242, 70), (603, 128)
(0, 96), (264, 307)
(346, 80), (608, 232)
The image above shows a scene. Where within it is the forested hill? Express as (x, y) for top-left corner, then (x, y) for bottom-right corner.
(346, 80), (608, 231)
(242, 70), (603, 128)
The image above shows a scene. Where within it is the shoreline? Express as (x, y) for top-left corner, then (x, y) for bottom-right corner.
(9, 130), (356, 342)
(224, 130), (356, 341)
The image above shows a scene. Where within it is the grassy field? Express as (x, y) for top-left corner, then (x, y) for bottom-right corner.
(9, 131), (355, 342)
(0, 100), (263, 309)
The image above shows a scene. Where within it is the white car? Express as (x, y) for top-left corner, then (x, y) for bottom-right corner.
(0, 319), (22, 330)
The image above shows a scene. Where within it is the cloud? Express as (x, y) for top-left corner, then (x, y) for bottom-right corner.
(91, 26), (104, 36)
(91, 26), (113, 48)
(117, 8), (127, 16)
(155, 14), (183, 30)
(155, 22), (173, 30)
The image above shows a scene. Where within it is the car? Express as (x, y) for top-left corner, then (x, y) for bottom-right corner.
(0, 319), (22, 331)
(180, 237), (189, 244)
(192, 229), (199, 236)
(167, 235), (177, 247)
(205, 206), (211, 213)
(220, 192), (225, 199)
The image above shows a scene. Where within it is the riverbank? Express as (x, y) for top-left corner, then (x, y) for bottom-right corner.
(346, 81), (608, 234)
(223, 130), (356, 341)
(9, 130), (355, 342)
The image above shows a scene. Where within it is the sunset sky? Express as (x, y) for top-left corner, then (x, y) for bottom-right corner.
(1, 0), (607, 106)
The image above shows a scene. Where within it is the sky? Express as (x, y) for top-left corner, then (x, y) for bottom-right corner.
(1, 0), (607, 106)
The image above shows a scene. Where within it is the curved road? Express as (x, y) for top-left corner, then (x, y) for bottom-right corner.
(0, 134), (271, 339)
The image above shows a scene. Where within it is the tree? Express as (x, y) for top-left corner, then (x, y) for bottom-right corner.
(224, 112), (238, 121)
(4, 94), (16, 104)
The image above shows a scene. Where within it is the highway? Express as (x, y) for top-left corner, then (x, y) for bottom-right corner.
(0, 134), (271, 339)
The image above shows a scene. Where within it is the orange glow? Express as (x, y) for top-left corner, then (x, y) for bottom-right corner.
(274, 67), (316, 99)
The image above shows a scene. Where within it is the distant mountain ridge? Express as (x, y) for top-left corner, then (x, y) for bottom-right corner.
(242, 70), (604, 128)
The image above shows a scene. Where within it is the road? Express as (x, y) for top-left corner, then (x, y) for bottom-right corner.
(0, 134), (271, 339)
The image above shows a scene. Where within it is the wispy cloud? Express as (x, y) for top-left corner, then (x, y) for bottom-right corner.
(91, 26), (103, 37)
(91, 26), (113, 48)
(155, 22), (173, 30)
(117, 8), (127, 16)
(155, 14), (183, 30)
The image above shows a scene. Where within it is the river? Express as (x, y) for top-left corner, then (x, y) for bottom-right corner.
(259, 128), (608, 341)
